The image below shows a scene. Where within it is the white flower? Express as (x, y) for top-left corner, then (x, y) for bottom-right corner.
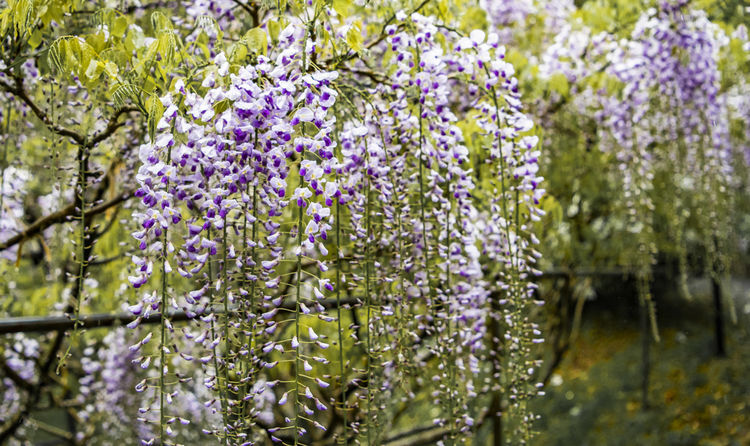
(470, 29), (485, 45)
(270, 177), (286, 190)
(295, 107), (315, 122)
(292, 187), (313, 200)
(305, 220), (320, 236)
(215, 52), (229, 76)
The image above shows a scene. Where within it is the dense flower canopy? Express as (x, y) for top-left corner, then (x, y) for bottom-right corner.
(0, 0), (747, 445)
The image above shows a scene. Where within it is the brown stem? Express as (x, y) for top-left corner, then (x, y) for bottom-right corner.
(0, 190), (133, 252)
(0, 75), (137, 147)
(640, 297), (650, 410)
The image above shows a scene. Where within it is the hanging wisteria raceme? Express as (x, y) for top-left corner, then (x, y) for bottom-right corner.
(1, 333), (40, 436)
(129, 20), (344, 444)
(4, 0), (750, 445)
(481, 0), (536, 28)
(591, 2), (734, 309)
(79, 327), (158, 444)
(318, 10), (544, 443)
(601, 4), (731, 167)
(370, 14), (497, 437)
(726, 79), (750, 167)
(726, 25), (750, 167)
(0, 167), (29, 261)
(75, 326), (222, 444)
(124, 5), (544, 446)
(481, 0), (574, 43)
(452, 26), (545, 444)
(538, 23), (612, 86)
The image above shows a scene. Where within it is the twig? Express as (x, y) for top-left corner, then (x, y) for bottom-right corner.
(0, 75), (137, 147)
(0, 190), (133, 252)
(26, 417), (74, 442)
(0, 361), (35, 392)
(0, 76), (85, 145)
(0, 299), (358, 334)
(383, 409), (489, 446)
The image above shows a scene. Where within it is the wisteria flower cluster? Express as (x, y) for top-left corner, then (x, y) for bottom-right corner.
(125, 8), (544, 445)
(128, 20), (349, 444)
(534, 0), (747, 340)
(594, 2), (734, 288)
(0, 167), (29, 261)
(481, 0), (574, 43)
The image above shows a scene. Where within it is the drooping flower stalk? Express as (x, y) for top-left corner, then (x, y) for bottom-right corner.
(445, 181), (456, 445)
(334, 164), (347, 443)
(237, 130), (260, 434)
(0, 103), (10, 231)
(123, 9), (545, 444)
(159, 143), (172, 444)
(58, 141), (90, 373)
(293, 142), (305, 445)
(207, 225), (230, 443)
(362, 134), (374, 445)
(220, 213), (231, 444)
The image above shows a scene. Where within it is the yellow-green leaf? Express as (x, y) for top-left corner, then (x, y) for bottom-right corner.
(104, 61), (119, 78)
(229, 42), (248, 64)
(346, 21), (364, 53)
(549, 72), (570, 98)
(146, 95), (164, 142)
(459, 7), (488, 34)
(244, 27), (267, 56)
(214, 98), (230, 115)
(332, 0), (352, 16)
(112, 15), (129, 38)
(28, 28), (43, 49)
(268, 19), (281, 43)
(150, 11), (172, 33)
(84, 59), (103, 80)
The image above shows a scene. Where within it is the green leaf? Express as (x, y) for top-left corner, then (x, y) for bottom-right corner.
(267, 19), (281, 43)
(11, 0), (34, 36)
(459, 6), (487, 34)
(346, 21), (364, 53)
(112, 15), (129, 38)
(28, 28), (43, 49)
(214, 98), (231, 115)
(158, 31), (177, 63)
(39, 1), (62, 26)
(104, 60), (119, 79)
(196, 14), (222, 41)
(110, 83), (137, 108)
(48, 38), (67, 73)
(85, 31), (106, 53)
(136, 38), (160, 74)
(150, 10), (173, 33)
(505, 48), (528, 72)
(84, 59), (103, 80)
(549, 72), (570, 98)
(332, 0), (352, 16)
(244, 27), (267, 56)
(146, 95), (164, 143)
(228, 41), (248, 64)
(48, 37), (102, 85)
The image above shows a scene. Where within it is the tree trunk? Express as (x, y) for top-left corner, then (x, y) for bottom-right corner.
(640, 297), (650, 410)
(712, 276), (726, 357)
(490, 392), (502, 446)
(488, 295), (503, 446)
